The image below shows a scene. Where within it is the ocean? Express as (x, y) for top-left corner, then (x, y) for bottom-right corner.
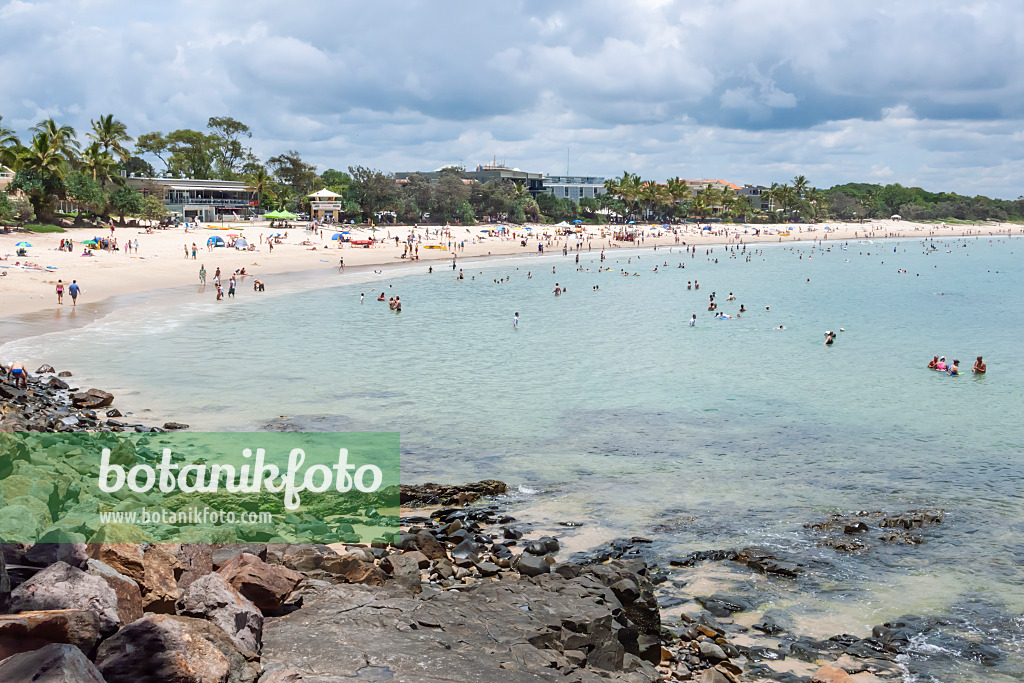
(3, 235), (1023, 680)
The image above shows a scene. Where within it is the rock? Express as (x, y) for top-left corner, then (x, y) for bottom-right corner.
(0, 505), (43, 542)
(812, 664), (855, 683)
(0, 643), (107, 683)
(139, 544), (182, 613)
(610, 578), (640, 605)
(105, 408), (121, 417)
(46, 377), (69, 390)
(36, 365), (55, 374)
(10, 562), (120, 634)
(212, 543), (268, 568)
(319, 553), (387, 586)
(217, 552), (302, 614)
(380, 552), (423, 593)
(177, 572), (263, 655)
(258, 670), (305, 683)
(0, 549), (9, 612)
(95, 613), (259, 683)
(87, 543), (145, 582)
(57, 371), (72, 377)
(414, 529), (447, 560)
(24, 533), (89, 569)
(162, 422), (189, 430)
(699, 641), (728, 663)
(699, 669), (731, 683)
(516, 553), (551, 578)
(85, 559), (144, 625)
(0, 609), (103, 660)
(70, 389), (114, 409)
(399, 479), (508, 507)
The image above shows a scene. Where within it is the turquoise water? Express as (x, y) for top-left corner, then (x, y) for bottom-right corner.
(4, 236), (1024, 678)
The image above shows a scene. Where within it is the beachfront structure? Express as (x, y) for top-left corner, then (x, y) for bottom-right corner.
(682, 179), (742, 195)
(307, 188), (344, 221)
(124, 176), (254, 221)
(738, 184), (772, 211)
(540, 175), (606, 204)
(394, 164), (546, 196)
(0, 165), (13, 192)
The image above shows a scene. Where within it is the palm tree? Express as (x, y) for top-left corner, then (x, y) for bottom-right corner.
(0, 115), (20, 169)
(246, 166), (273, 209)
(88, 114), (132, 162)
(31, 119), (79, 164)
(776, 185), (798, 219)
(20, 133), (67, 177)
(269, 185), (293, 212)
(791, 175), (810, 199)
(81, 142), (120, 187)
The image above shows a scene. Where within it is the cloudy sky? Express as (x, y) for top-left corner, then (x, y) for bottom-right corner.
(2, 0), (1023, 197)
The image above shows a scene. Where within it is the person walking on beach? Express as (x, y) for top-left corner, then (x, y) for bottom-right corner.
(68, 280), (81, 306)
(199, 265), (206, 285)
(973, 356), (986, 374)
(56, 280), (64, 305)
(192, 243), (197, 259)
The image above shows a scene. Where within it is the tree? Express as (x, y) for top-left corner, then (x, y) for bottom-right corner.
(877, 183), (912, 216)
(165, 129), (218, 179)
(430, 168), (471, 222)
(81, 142), (121, 189)
(135, 132), (170, 172)
(791, 175), (810, 198)
(12, 133), (69, 219)
(88, 114), (132, 162)
(109, 185), (142, 223)
(268, 150), (320, 198)
(245, 166), (273, 209)
(30, 119), (79, 164)
(139, 194), (166, 222)
(121, 155), (155, 178)
(66, 171), (105, 218)
(207, 116), (252, 178)
(347, 165), (400, 221)
(0, 115), (19, 169)
(0, 192), (14, 222)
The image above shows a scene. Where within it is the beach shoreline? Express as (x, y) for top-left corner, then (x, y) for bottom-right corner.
(2, 218), (1019, 323)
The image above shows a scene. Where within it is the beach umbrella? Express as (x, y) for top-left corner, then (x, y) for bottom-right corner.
(15, 241), (32, 247)
(269, 232), (282, 237)
(80, 239), (98, 245)
(331, 233), (344, 240)
(572, 220), (582, 224)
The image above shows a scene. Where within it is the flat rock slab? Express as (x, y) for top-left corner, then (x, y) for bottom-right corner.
(262, 571), (659, 683)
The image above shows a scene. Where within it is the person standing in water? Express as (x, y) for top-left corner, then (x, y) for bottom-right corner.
(199, 265), (206, 285)
(689, 314), (696, 327)
(973, 356), (986, 374)
(513, 312), (519, 329)
(68, 280), (82, 306)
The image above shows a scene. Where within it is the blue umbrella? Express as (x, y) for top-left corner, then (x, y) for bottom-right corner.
(331, 233), (344, 240)
(572, 220), (582, 224)
(628, 221), (635, 224)
(15, 241), (32, 248)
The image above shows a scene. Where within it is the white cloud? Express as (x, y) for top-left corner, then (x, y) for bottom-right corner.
(1, 0), (1023, 196)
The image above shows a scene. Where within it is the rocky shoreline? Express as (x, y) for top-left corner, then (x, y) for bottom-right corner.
(0, 368), (1012, 682)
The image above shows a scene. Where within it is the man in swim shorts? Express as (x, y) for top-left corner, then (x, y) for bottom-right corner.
(68, 280), (81, 306)
(7, 362), (28, 389)
(973, 356), (986, 374)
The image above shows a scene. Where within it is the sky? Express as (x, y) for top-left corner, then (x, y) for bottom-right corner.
(2, 0), (1023, 198)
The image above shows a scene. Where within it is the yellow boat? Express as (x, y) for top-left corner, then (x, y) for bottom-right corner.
(422, 245), (447, 250)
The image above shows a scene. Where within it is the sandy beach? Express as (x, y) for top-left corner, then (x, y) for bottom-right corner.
(0, 218), (1018, 320)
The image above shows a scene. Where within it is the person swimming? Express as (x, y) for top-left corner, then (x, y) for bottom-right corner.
(936, 356), (947, 371)
(928, 355), (939, 369)
(947, 359), (960, 376)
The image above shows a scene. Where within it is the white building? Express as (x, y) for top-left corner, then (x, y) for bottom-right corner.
(541, 175), (606, 204)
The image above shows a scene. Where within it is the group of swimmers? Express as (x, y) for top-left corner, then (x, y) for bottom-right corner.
(928, 355), (985, 375)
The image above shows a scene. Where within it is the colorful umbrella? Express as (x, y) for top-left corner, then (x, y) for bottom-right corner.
(15, 241), (32, 247)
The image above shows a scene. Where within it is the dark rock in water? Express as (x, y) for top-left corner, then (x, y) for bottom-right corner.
(880, 509), (944, 529)
(36, 365), (55, 374)
(105, 408), (121, 417)
(162, 421), (189, 430)
(844, 522), (869, 534)
(10, 561), (121, 635)
(880, 531), (924, 545)
(744, 645), (786, 661)
(70, 388), (114, 409)
(696, 593), (755, 616)
(399, 479), (508, 507)
(46, 377), (69, 390)
(95, 613), (260, 683)
(558, 521), (585, 527)
(965, 641), (1002, 666)
(57, 371), (72, 377)
(0, 609), (104, 659)
(753, 612), (790, 635)
(0, 643), (106, 683)
(516, 553), (551, 577)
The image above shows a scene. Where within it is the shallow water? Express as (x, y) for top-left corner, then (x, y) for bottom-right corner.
(4, 235), (1023, 679)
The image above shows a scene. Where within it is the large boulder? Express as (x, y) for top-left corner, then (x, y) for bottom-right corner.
(94, 613), (259, 683)
(217, 553), (302, 614)
(139, 544), (181, 613)
(0, 642), (107, 683)
(320, 553), (387, 586)
(9, 562), (120, 635)
(176, 573), (263, 654)
(85, 559), (144, 625)
(87, 544), (144, 583)
(176, 544), (214, 592)
(0, 549), (9, 613)
(70, 389), (114, 409)
(0, 609), (104, 659)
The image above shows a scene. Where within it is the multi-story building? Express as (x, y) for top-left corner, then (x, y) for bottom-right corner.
(540, 175), (606, 204)
(0, 165), (13, 192)
(307, 188), (344, 221)
(394, 164), (546, 196)
(124, 176), (254, 221)
(738, 185), (772, 211)
(682, 179), (742, 195)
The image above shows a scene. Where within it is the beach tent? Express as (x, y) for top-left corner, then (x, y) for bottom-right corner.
(234, 238), (249, 249)
(278, 211), (298, 220)
(555, 221), (570, 227)
(331, 233), (345, 240)
(207, 236), (226, 247)
(263, 210), (282, 220)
